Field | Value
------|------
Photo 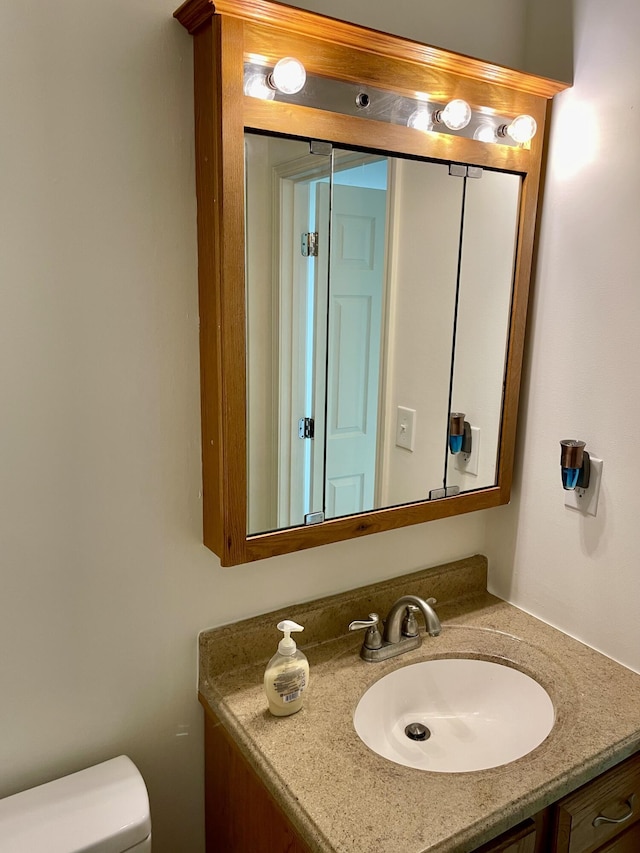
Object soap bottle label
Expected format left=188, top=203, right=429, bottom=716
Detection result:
left=273, top=666, right=307, bottom=703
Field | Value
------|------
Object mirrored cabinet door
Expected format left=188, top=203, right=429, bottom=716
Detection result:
left=446, top=170, right=521, bottom=494
left=378, top=155, right=462, bottom=508
left=245, top=133, right=333, bottom=535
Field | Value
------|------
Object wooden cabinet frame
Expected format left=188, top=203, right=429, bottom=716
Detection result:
left=175, top=0, right=568, bottom=566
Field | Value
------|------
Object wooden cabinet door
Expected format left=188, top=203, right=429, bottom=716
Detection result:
left=552, top=753, right=640, bottom=853
left=597, top=820, right=640, bottom=852
left=474, top=818, right=537, bottom=852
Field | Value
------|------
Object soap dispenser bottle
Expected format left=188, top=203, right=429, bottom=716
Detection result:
left=264, top=620, right=309, bottom=716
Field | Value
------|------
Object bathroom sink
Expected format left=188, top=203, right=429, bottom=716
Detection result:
left=353, top=658, right=554, bottom=772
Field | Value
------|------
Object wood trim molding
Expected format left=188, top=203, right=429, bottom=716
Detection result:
left=176, top=0, right=569, bottom=98
left=174, top=0, right=215, bottom=33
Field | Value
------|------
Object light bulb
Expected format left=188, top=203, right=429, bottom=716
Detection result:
left=506, top=114, right=537, bottom=143
left=407, top=107, right=432, bottom=132
left=438, top=99, right=472, bottom=131
left=244, top=72, right=275, bottom=101
left=473, top=123, right=497, bottom=143
left=269, top=57, right=306, bottom=95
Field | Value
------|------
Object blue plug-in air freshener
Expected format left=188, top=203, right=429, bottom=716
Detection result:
left=449, top=413, right=471, bottom=456
left=449, top=413, right=465, bottom=455
left=560, top=440, right=590, bottom=491
left=449, top=434, right=464, bottom=454
left=561, top=466, right=580, bottom=490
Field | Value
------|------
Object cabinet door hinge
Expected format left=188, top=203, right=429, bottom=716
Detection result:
left=301, top=232, right=319, bottom=257
left=310, top=140, right=333, bottom=156
left=298, top=417, right=315, bottom=439
left=304, top=511, right=325, bottom=525
left=428, top=485, right=461, bottom=500
left=449, top=164, right=483, bottom=179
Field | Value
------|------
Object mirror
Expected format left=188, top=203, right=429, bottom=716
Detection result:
left=245, top=131, right=521, bottom=536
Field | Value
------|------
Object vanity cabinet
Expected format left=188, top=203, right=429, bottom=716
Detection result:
left=203, top=706, right=640, bottom=853
left=550, top=752, right=640, bottom=853
left=475, top=754, right=640, bottom=853
left=204, top=710, right=312, bottom=853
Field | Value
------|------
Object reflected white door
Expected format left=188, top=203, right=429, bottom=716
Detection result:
left=318, top=183, right=387, bottom=518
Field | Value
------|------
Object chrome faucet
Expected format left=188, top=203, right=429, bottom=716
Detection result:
left=384, top=595, right=441, bottom=642
left=349, top=595, right=441, bottom=662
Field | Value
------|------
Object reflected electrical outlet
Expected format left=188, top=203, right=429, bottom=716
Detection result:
left=455, top=426, right=480, bottom=476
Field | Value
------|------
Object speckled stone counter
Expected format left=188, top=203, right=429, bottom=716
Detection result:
left=198, top=555, right=640, bottom=853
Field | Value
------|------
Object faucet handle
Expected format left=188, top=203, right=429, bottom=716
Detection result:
left=349, top=613, right=380, bottom=631
left=401, top=599, right=438, bottom=637
left=402, top=605, right=420, bottom=638
left=348, top=613, right=383, bottom=650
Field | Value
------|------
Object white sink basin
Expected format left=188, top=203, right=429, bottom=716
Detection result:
left=353, top=658, right=554, bottom=773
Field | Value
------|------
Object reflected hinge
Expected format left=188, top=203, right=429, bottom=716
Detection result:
left=304, top=511, right=325, bottom=525
left=298, top=417, right=315, bottom=438
left=301, top=232, right=319, bottom=257
left=310, top=140, right=332, bottom=156
left=449, top=164, right=483, bottom=179
left=428, top=485, right=461, bottom=500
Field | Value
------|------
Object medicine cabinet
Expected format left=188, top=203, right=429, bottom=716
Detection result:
left=174, top=0, right=568, bottom=566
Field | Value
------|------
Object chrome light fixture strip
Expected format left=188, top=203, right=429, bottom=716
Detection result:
left=243, top=61, right=521, bottom=148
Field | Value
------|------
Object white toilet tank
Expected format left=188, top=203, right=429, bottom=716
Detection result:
left=0, top=755, right=151, bottom=852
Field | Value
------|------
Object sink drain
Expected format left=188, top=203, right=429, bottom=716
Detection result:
left=405, top=722, right=430, bottom=741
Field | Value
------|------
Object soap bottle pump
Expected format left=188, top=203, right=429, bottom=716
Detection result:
left=264, top=620, right=309, bottom=716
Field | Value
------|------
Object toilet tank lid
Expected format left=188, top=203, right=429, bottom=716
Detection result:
left=0, top=755, right=151, bottom=853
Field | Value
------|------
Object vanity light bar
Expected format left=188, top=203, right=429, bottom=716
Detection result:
left=243, top=60, right=534, bottom=147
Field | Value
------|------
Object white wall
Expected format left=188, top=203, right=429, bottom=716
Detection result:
left=523, top=0, right=574, bottom=83
left=291, top=0, right=528, bottom=70
left=0, top=2, right=529, bottom=850
left=487, top=0, right=640, bottom=675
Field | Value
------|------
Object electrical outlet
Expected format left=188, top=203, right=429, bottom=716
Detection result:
left=454, top=425, right=480, bottom=476
left=395, top=406, right=416, bottom=451
left=564, top=456, right=603, bottom=517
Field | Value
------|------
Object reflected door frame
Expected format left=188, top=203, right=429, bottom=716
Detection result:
left=273, top=153, right=330, bottom=528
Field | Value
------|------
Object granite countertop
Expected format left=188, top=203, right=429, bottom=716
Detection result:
left=198, top=556, right=640, bottom=853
